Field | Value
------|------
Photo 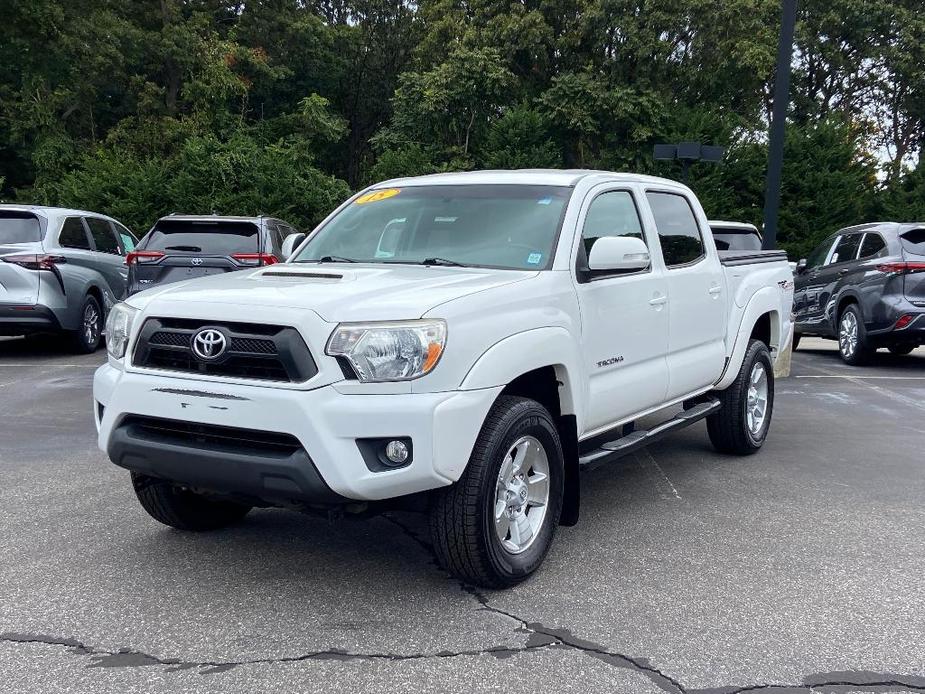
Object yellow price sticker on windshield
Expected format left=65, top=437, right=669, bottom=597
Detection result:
left=355, top=188, right=400, bottom=204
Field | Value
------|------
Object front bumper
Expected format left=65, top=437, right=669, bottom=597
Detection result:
left=94, top=363, right=501, bottom=504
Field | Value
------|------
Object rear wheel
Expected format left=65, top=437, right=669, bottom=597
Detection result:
left=838, top=304, right=871, bottom=365
left=888, top=344, right=916, bottom=356
left=707, top=339, right=774, bottom=455
left=132, top=472, right=252, bottom=531
left=430, top=396, right=564, bottom=588
left=69, top=295, right=103, bottom=353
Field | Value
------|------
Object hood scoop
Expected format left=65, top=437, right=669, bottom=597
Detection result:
left=255, top=269, right=344, bottom=280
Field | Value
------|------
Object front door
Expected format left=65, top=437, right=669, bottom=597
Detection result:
left=573, top=186, right=669, bottom=434
left=794, top=234, right=839, bottom=334
left=645, top=190, right=726, bottom=399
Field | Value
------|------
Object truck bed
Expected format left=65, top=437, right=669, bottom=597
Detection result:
left=718, top=249, right=789, bottom=267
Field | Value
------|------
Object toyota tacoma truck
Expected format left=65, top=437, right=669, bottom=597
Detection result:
left=94, top=170, right=794, bottom=587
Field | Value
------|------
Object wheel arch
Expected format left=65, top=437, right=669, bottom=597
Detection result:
left=460, top=329, right=583, bottom=527
left=715, top=288, right=781, bottom=391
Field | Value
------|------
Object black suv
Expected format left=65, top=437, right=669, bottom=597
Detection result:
left=793, top=222, right=925, bottom=364
left=126, top=215, right=302, bottom=296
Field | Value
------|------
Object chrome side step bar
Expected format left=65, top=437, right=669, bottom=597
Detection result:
left=578, top=398, right=721, bottom=467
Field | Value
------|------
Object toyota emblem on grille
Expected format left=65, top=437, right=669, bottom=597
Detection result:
left=190, top=257, right=204, bottom=266
left=192, top=329, right=226, bottom=360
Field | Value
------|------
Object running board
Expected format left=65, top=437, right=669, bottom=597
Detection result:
left=578, top=399, right=721, bottom=467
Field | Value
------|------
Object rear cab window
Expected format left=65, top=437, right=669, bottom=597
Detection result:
left=143, top=220, right=260, bottom=256
left=710, top=227, right=762, bottom=251
left=0, top=211, right=43, bottom=244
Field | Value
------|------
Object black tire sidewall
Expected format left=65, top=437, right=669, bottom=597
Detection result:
left=743, top=342, right=775, bottom=448
left=838, top=305, right=867, bottom=364
left=73, top=295, right=103, bottom=352
left=480, top=404, right=564, bottom=581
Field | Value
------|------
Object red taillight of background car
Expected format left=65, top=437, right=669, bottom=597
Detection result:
left=125, top=250, right=166, bottom=266
left=876, top=262, right=925, bottom=274
left=231, top=253, right=279, bottom=266
left=0, top=254, right=67, bottom=270
left=894, top=314, right=915, bottom=330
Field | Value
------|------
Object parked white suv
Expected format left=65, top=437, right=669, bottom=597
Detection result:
left=94, top=170, right=794, bottom=587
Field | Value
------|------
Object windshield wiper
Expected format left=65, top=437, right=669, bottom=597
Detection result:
left=420, top=257, right=467, bottom=267
left=309, top=255, right=357, bottom=263
left=164, top=245, right=202, bottom=252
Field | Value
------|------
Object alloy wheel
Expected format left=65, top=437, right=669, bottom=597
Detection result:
left=493, top=435, right=550, bottom=554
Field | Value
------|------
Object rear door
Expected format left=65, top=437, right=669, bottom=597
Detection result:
left=85, top=217, right=129, bottom=300
left=646, top=190, right=726, bottom=399
left=899, top=227, right=925, bottom=304
left=128, top=219, right=261, bottom=293
left=0, top=210, right=44, bottom=306
left=815, top=233, right=864, bottom=328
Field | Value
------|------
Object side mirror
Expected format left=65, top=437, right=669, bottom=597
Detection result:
left=280, top=232, right=306, bottom=261
left=795, top=258, right=807, bottom=274
left=588, top=236, right=650, bottom=272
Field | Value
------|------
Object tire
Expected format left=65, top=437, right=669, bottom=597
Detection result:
left=792, top=332, right=801, bottom=351
left=429, top=395, right=564, bottom=588
left=707, top=339, right=774, bottom=455
left=131, top=472, right=252, bottom=531
left=888, top=344, right=915, bottom=356
left=69, top=294, right=103, bottom=353
left=837, top=304, right=871, bottom=365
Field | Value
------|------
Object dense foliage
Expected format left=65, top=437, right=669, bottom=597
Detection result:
left=1, top=0, right=923, bottom=258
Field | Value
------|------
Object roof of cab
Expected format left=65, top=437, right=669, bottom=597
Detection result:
left=377, top=169, right=688, bottom=189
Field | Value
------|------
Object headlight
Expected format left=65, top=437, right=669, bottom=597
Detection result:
left=326, top=319, right=447, bottom=382
left=105, top=302, right=138, bottom=359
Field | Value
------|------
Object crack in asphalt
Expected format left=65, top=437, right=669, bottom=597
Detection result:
left=3, top=516, right=925, bottom=692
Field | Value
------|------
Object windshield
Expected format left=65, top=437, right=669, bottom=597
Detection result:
left=293, top=184, right=571, bottom=270
left=0, top=211, right=42, bottom=244
left=143, top=220, right=259, bottom=255
left=711, top=228, right=762, bottom=251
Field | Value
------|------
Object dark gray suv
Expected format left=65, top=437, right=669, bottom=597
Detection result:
left=0, top=205, right=138, bottom=352
left=793, top=222, right=925, bottom=364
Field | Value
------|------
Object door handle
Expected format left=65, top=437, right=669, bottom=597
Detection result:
left=838, top=269, right=849, bottom=276
left=708, top=286, right=722, bottom=295
left=649, top=296, right=668, bottom=306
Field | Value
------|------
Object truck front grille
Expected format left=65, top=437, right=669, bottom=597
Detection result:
left=132, top=317, right=317, bottom=383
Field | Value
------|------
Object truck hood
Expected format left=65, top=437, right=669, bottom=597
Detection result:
left=128, top=263, right=537, bottom=323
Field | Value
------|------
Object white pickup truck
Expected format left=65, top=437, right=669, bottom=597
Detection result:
left=94, top=170, right=794, bottom=587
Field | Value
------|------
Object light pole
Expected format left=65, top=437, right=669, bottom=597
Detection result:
left=653, top=142, right=725, bottom=184
left=761, top=0, right=798, bottom=250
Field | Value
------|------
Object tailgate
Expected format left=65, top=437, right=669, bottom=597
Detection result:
left=0, top=211, right=44, bottom=306
left=899, top=228, right=925, bottom=303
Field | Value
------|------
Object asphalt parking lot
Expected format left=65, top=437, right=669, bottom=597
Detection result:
left=1, top=336, right=924, bottom=694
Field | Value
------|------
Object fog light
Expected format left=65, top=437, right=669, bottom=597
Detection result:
left=895, top=314, right=914, bottom=330
left=384, top=440, right=409, bottom=465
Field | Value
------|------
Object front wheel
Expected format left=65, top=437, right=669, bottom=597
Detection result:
left=707, top=339, right=774, bottom=455
left=132, top=473, right=252, bottom=531
left=430, top=396, right=564, bottom=588
left=838, top=304, right=871, bottom=365
left=69, top=294, right=103, bottom=353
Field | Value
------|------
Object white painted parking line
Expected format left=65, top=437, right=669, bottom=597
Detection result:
left=796, top=375, right=925, bottom=380
left=801, top=361, right=925, bottom=413
left=635, top=449, right=682, bottom=501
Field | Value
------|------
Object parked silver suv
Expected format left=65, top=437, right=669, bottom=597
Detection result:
left=0, top=205, right=138, bottom=352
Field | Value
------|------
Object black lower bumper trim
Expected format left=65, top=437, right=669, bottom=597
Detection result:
left=107, top=415, right=349, bottom=506
left=0, top=305, right=59, bottom=335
